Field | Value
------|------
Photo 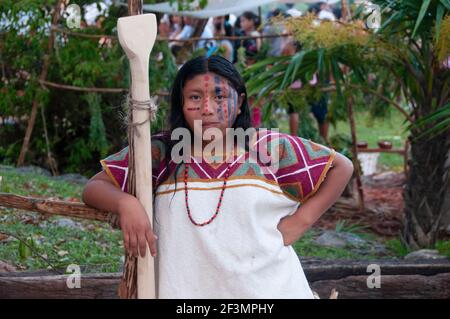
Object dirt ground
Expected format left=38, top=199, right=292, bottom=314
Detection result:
left=315, top=172, right=405, bottom=238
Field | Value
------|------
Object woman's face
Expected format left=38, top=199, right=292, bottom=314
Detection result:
left=182, top=72, right=243, bottom=138
left=213, top=17, right=224, bottom=34
left=240, top=16, right=254, bottom=32
left=158, top=21, right=170, bottom=36
left=172, top=15, right=182, bottom=25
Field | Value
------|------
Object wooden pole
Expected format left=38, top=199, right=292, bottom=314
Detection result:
left=128, top=0, right=143, bottom=15
left=17, top=0, right=63, bottom=167
left=347, top=96, right=365, bottom=212
left=258, top=6, right=262, bottom=25
left=117, top=0, right=157, bottom=299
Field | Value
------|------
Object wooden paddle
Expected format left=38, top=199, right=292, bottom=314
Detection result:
left=117, top=13, right=157, bottom=299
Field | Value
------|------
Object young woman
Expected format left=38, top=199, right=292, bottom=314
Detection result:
left=238, top=11, right=262, bottom=60
left=209, top=16, right=234, bottom=62
left=82, top=55, right=354, bottom=298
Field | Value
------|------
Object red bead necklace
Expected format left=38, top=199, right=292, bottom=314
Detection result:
left=184, top=161, right=232, bottom=226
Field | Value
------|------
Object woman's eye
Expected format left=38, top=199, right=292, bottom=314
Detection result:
left=190, top=95, right=201, bottom=101
left=215, top=95, right=224, bottom=101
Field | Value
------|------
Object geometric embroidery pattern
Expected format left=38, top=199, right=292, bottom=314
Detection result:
left=100, top=130, right=335, bottom=203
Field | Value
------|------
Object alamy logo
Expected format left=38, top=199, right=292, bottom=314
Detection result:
left=66, top=264, right=81, bottom=289
left=366, top=264, right=381, bottom=288
left=365, top=3, right=381, bottom=30
left=64, top=4, right=81, bottom=29
left=169, top=125, right=281, bottom=173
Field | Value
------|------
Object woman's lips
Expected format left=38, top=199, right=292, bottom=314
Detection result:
left=202, top=122, right=220, bottom=127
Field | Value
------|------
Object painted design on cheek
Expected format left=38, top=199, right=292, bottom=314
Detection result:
left=226, top=81, right=233, bottom=127
left=228, top=81, right=238, bottom=128
left=214, top=75, right=224, bottom=122
left=204, top=74, right=210, bottom=113
left=220, top=77, right=229, bottom=126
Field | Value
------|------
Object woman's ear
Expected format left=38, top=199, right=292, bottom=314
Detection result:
left=237, top=93, right=245, bottom=115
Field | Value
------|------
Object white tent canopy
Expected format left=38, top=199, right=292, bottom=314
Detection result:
left=117, top=0, right=342, bottom=19
left=141, top=0, right=276, bottom=18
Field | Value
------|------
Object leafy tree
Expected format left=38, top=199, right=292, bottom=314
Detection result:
left=0, top=1, right=177, bottom=175
left=244, top=0, right=450, bottom=248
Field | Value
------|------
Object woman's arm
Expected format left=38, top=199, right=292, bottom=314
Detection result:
left=82, top=171, right=158, bottom=257
left=82, top=170, right=133, bottom=214
left=277, top=152, right=354, bottom=245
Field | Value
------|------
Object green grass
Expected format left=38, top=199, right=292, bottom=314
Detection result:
left=277, top=109, right=408, bottom=171
left=384, top=238, right=411, bottom=257
left=293, top=229, right=381, bottom=260
left=435, top=240, right=450, bottom=258
left=0, top=216, right=123, bottom=272
left=330, top=111, right=408, bottom=171
left=384, top=238, right=450, bottom=258
left=0, top=167, right=124, bottom=273
left=0, top=166, right=83, bottom=199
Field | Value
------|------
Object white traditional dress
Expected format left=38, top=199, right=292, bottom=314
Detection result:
left=101, top=130, right=335, bottom=299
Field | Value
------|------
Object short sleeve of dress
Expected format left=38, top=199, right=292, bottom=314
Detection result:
left=275, top=134, right=336, bottom=203
left=99, top=137, right=167, bottom=193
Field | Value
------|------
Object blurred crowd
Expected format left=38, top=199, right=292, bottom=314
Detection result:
left=156, top=2, right=342, bottom=140
left=157, top=2, right=340, bottom=64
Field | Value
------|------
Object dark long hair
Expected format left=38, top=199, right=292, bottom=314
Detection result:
left=155, top=55, right=253, bottom=186
left=169, top=55, right=251, bottom=133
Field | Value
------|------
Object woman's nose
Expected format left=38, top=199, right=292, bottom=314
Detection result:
left=201, top=98, right=214, bottom=115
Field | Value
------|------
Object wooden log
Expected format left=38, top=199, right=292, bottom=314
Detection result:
left=1, top=270, right=449, bottom=299
left=0, top=273, right=121, bottom=299
left=0, top=193, right=111, bottom=222
left=0, top=259, right=449, bottom=299
left=301, top=258, right=450, bottom=281
left=311, top=273, right=450, bottom=299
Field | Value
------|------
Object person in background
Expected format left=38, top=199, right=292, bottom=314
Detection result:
left=176, top=16, right=196, bottom=41
left=285, top=3, right=302, bottom=17
left=286, top=4, right=332, bottom=141
left=158, top=14, right=172, bottom=38
left=238, top=11, right=262, bottom=127
left=170, top=16, right=195, bottom=57
left=223, top=15, right=234, bottom=37
left=207, top=16, right=234, bottom=62
left=169, top=15, right=183, bottom=38
left=95, top=15, right=112, bottom=48
left=318, top=1, right=337, bottom=21
left=238, top=11, right=261, bottom=61
left=262, top=9, right=288, bottom=57
left=196, top=18, right=216, bottom=52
